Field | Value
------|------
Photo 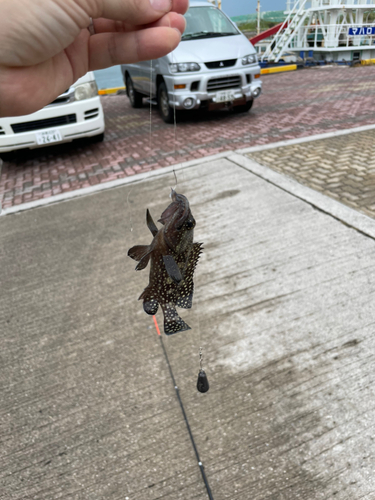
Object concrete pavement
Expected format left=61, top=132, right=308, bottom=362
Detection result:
left=1, top=153, right=375, bottom=499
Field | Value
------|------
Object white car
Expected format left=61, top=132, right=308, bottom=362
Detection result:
left=122, top=0, right=262, bottom=123
left=0, top=72, right=105, bottom=161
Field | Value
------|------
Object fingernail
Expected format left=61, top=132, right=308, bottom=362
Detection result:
left=150, top=0, right=172, bottom=11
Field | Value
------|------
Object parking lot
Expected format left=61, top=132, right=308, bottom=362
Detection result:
left=2, top=65, right=375, bottom=210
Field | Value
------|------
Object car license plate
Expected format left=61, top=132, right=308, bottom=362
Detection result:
left=215, top=90, right=236, bottom=103
left=36, top=129, right=62, bottom=145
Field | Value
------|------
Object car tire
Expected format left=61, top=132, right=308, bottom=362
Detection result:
left=0, top=151, right=15, bottom=162
left=91, top=132, right=105, bottom=143
left=233, top=100, right=254, bottom=113
left=158, top=81, right=175, bottom=124
left=126, top=75, right=143, bottom=108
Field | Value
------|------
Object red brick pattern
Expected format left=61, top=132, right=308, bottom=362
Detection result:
left=2, top=66, right=375, bottom=208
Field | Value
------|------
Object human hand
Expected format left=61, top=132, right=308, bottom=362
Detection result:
left=0, top=0, right=188, bottom=117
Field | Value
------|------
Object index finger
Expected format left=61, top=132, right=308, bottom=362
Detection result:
left=92, top=0, right=189, bottom=25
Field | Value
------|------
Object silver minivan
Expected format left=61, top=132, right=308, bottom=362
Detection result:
left=121, top=1, right=262, bottom=123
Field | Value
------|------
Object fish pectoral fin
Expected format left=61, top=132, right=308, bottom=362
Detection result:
left=146, top=209, right=159, bottom=237
left=136, top=252, right=152, bottom=271
left=128, top=245, right=152, bottom=270
left=163, top=255, right=183, bottom=284
left=128, top=245, right=150, bottom=262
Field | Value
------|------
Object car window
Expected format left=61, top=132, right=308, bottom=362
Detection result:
left=182, top=6, right=239, bottom=40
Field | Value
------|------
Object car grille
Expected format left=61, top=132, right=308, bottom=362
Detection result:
left=205, top=59, right=237, bottom=69
left=11, top=114, right=77, bottom=134
left=84, top=108, right=99, bottom=120
left=207, top=76, right=242, bottom=92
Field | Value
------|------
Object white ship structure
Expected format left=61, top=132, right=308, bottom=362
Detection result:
left=261, top=0, right=375, bottom=62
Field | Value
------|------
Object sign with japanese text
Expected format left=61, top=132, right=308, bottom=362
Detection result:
left=349, top=27, right=375, bottom=35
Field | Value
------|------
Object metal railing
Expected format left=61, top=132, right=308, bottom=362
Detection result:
left=287, top=22, right=375, bottom=48
left=261, top=0, right=308, bottom=60
left=286, top=0, right=375, bottom=10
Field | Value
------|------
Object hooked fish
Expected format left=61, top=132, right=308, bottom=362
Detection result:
left=128, top=190, right=202, bottom=335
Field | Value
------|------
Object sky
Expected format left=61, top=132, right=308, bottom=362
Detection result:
left=221, top=0, right=285, bottom=17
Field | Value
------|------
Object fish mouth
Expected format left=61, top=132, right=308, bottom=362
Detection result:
left=171, top=189, right=190, bottom=229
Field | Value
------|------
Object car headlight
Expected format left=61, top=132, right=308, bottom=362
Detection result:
left=242, top=54, right=257, bottom=65
left=170, top=62, right=201, bottom=73
left=74, top=81, right=98, bottom=100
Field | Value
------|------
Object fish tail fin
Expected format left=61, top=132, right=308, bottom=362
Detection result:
left=128, top=245, right=152, bottom=271
left=139, top=288, right=159, bottom=315
left=162, top=303, right=191, bottom=335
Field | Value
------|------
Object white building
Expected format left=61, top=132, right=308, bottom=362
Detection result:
left=262, top=0, right=375, bottom=63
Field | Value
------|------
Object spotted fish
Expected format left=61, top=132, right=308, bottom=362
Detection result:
left=128, top=190, right=202, bottom=335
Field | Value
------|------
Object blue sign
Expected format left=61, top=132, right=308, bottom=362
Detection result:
left=349, top=27, right=375, bottom=35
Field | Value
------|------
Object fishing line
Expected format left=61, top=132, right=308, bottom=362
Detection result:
left=125, top=58, right=154, bottom=233
left=126, top=189, right=134, bottom=232
left=194, top=250, right=209, bottom=393
left=172, top=168, right=178, bottom=191
left=149, top=60, right=153, bottom=151
left=169, top=49, right=207, bottom=390
left=148, top=42, right=207, bottom=386
left=170, top=48, right=187, bottom=188
left=152, top=315, right=214, bottom=500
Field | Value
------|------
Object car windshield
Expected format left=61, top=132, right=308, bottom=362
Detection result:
left=182, top=6, right=239, bottom=40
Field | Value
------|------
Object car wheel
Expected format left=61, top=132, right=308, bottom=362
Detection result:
left=233, top=100, right=254, bottom=113
left=126, top=75, right=143, bottom=108
left=91, top=132, right=105, bottom=143
left=158, top=81, right=175, bottom=124
left=0, top=151, right=15, bottom=162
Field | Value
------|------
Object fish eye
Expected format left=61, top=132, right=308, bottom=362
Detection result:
left=186, top=219, right=195, bottom=229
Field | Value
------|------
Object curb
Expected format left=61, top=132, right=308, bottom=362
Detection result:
left=3, top=148, right=375, bottom=243
left=98, top=87, right=126, bottom=95
left=260, top=64, right=297, bottom=74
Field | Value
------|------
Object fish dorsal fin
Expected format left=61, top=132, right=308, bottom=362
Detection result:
left=146, top=209, right=158, bottom=236
left=176, top=242, right=203, bottom=309
left=163, top=255, right=182, bottom=284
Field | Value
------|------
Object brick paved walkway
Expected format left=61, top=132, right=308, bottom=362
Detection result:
left=2, top=65, right=375, bottom=209
left=247, top=128, right=375, bottom=219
